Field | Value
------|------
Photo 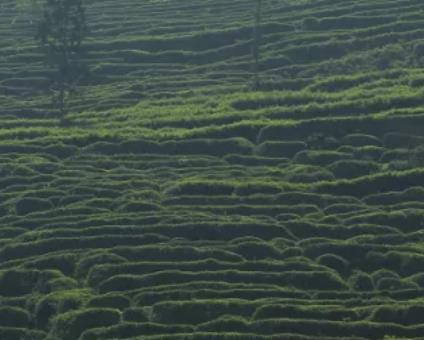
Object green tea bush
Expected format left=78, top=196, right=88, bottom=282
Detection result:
left=196, top=315, right=250, bottom=332
left=76, top=253, right=127, bottom=278
left=316, top=254, right=350, bottom=275
left=51, top=308, right=121, bottom=340
left=353, top=146, right=385, bottom=161
left=0, top=328, right=46, bottom=340
left=34, top=289, right=92, bottom=330
left=253, top=304, right=358, bottom=321
left=165, top=180, right=234, bottom=196
left=87, top=293, right=131, bottom=310
left=223, top=154, right=285, bottom=166
left=122, top=307, right=149, bottom=322
left=163, top=138, right=253, bottom=156
left=327, top=160, right=380, bottom=179
left=341, top=134, right=382, bottom=147
left=230, top=241, right=284, bottom=260
left=379, top=149, right=409, bottom=163
left=80, top=322, right=193, bottom=340
left=348, top=271, right=374, bottom=291
left=315, top=169, right=424, bottom=197
left=255, top=141, right=307, bottom=158
left=383, top=132, right=424, bottom=148
left=151, top=300, right=255, bottom=325
left=120, top=139, right=162, bottom=154
left=294, top=150, right=353, bottom=166
left=118, top=201, right=161, bottom=212
left=15, top=197, right=53, bottom=215
left=43, top=143, right=78, bottom=158
left=370, top=304, right=424, bottom=325
left=283, top=165, right=335, bottom=183
left=0, top=306, right=30, bottom=327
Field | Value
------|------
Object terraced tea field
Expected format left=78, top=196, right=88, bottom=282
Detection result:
left=2, top=0, right=424, bottom=339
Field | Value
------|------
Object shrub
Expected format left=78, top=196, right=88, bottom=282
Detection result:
left=165, top=181, right=234, bottom=196
left=80, top=322, right=193, bottom=340
left=82, top=142, right=123, bottom=155
left=293, top=150, right=353, bottom=166
left=283, top=165, right=335, bottom=183
left=348, top=271, right=374, bottom=291
left=383, top=132, right=424, bottom=148
left=341, top=134, right=382, bottom=147
left=75, top=253, right=127, bottom=278
left=223, top=154, right=284, bottom=166
left=163, top=138, right=254, bottom=156
left=151, top=300, right=255, bottom=325
left=197, top=315, right=250, bottom=332
left=123, top=307, right=149, bottom=322
left=51, top=308, right=121, bottom=340
left=120, top=139, right=162, bottom=154
left=34, top=289, right=92, bottom=330
left=0, top=306, right=30, bottom=327
left=43, top=143, right=78, bottom=158
left=230, top=241, right=284, bottom=260
left=118, top=201, right=161, bottom=213
left=353, top=146, right=385, bottom=161
left=327, top=160, right=380, bottom=179
left=255, top=141, right=306, bottom=158
left=371, top=305, right=424, bottom=325
left=87, top=294, right=130, bottom=310
left=15, top=197, right=53, bottom=215
left=316, top=254, right=350, bottom=275
left=253, top=304, right=358, bottom=321
left=302, top=17, right=319, bottom=30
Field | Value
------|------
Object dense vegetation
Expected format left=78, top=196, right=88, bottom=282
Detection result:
left=1, top=0, right=424, bottom=339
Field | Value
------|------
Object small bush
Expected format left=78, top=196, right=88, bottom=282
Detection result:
left=317, top=254, right=350, bottom=275
left=294, top=150, right=353, bottom=166
left=51, top=308, right=121, bottom=340
left=341, top=134, right=381, bottom=147
left=255, top=141, right=306, bottom=158
left=348, top=271, right=374, bottom=291
left=0, top=306, right=30, bottom=327
left=87, top=294, right=130, bottom=310
left=123, top=307, right=149, bottom=322
left=327, top=160, right=380, bottom=179
left=76, top=252, right=127, bottom=278
left=15, top=197, right=53, bottom=215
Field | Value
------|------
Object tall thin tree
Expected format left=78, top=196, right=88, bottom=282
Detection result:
left=36, top=0, right=88, bottom=124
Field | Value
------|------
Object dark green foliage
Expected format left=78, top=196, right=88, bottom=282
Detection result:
left=348, top=271, right=374, bottom=291
left=34, top=289, right=91, bottom=330
left=151, top=300, right=256, bottom=325
left=370, top=304, right=424, bottom=325
left=341, top=134, right=381, bottom=147
left=294, top=150, right=353, bottom=166
left=255, top=141, right=306, bottom=158
left=15, top=197, right=53, bottom=215
left=122, top=308, right=149, bottom=323
left=76, top=252, right=127, bottom=278
left=80, top=322, right=193, bottom=340
left=253, top=304, right=358, bottom=322
left=87, top=294, right=131, bottom=310
left=327, top=160, right=380, bottom=179
left=316, top=254, right=350, bottom=275
left=0, top=306, right=30, bottom=328
left=51, top=308, right=121, bottom=340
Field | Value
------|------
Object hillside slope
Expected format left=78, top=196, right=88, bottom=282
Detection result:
left=1, top=0, right=424, bottom=339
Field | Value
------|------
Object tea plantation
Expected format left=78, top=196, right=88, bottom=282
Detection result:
left=1, top=0, right=424, bottom=339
